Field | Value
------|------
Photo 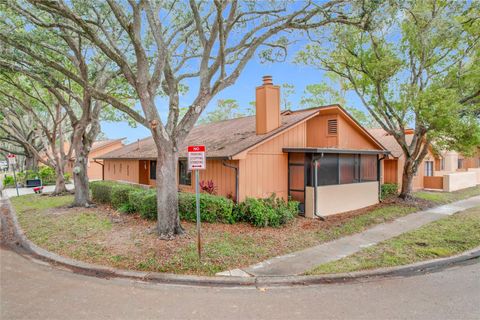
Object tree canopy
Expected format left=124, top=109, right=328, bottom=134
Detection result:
left=297, top=0, right=480, bottom=197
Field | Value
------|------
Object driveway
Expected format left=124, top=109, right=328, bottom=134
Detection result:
left=1, top=247, right=479, bottom=320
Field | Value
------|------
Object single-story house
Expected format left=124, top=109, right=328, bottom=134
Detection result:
left=436, top=147, right=480, bottom=173
left=97, top=76, right=389, bottom=218
left=65, top=138, right=125, bottom=180
left=369, top=129, right=480, bottom=191
left=368, top=128, right=439, bottom=190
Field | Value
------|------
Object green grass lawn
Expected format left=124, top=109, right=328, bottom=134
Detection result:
left=414, top=185, right=480, bottom=204
left=9, top=186, right=480, bottom=276
left=306, top=205, right=480, bottom=275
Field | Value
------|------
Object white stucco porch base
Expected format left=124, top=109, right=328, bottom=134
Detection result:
left=305, top=181, right=379, bottom=218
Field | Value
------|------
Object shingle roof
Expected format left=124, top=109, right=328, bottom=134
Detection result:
left=367, top=128, right=413, bottom=158
left=91, top=138, right=124, bottom=151
left=99, top=105, right=389, bottom=160
left=97, top=108, right=322, bottom=160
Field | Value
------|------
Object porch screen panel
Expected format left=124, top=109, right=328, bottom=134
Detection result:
left=289, top=152, right=305, bottom=165
left=289, top=166, right=304, bottom=190
left=360, top=155, right=377, bottom=181
left=339, top=154, right=357, bottom=184
left=317, top=154, right=339, bottom=186
left=288, top=153, right=306, bottom=205
left=289, top=191, right=305, bottom=203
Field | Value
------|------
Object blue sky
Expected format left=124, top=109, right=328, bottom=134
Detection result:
left=101, top=46, right=364, bottom=144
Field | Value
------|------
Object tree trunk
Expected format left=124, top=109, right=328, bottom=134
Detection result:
left=399, top=158, right=415, bottom=199
left=71, top=141, right=91, bottom=207
left=155, top=148, right=183, bottom=238
left=25, top=153, right=38, bottom=171
left=52, top=165, right=68, bottom=195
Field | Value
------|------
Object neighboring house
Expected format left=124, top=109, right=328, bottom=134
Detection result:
left=436, top=147, right=480, bottom=173
left=97, top=76, right=388, bottom=218
left=65, top=139, right=125, bottom=180
left=368, top=129, right=439, bottom=190
left=369, top=129, right=480, bottom=191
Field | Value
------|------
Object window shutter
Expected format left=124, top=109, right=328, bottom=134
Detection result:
left=328, top=119, right=338, bottom=135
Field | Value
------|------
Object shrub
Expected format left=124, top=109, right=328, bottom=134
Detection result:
left=90, top=181, right=117, bottom=204
left=199, top=180, right=217, bottom=195
left=38, top=166, right=56, bottom=184
left=111, top=184, right=138, bottom=210
left=15, top=172, right=26, bottom=186
left=235, top=194, right=299, bottom=227
left=139, top=190, right=157, bottom=220
left=2, top=175, right=15, bottom=187
left=178, top=192, right=235, bottom=223
left=63, top=172, right=72, bottom=183
left=381, top=183, right=398, bottom=200
left=128, top=189, right=147, bottom=214
left=25, top=170, right=38, bottom=180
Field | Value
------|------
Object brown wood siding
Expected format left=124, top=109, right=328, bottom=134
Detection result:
left=337, top=114, right=378, bottom=150
left=87, top=141, right=124, bottom=180
left=464, top=148, right=480, bottom=169
left=383, top=159, right=398, bottom=184
left=178, top=159, right=237, bottom=199
left=104, top=159, right=139, bottom=184
left=306, top=114, right=338, bottom=147
left=424, top=176, right=443, bottom=190
left=238, top=122, right=307, bottom=201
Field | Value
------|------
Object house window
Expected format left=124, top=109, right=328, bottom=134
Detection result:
left=458, top=159, right=464, bottom=169
left=327, top=119, right=338, bottom=135
left=179, top=160, right=191, bottom=185
left=113, top=164, right=116, bottom=174
left=440, top=159, right=445, bottom=171
left=425, top=161, right=433, bottom=177
left=150, top=161, right=157, bottom=180
left=119, top=163, right=122, bottom=173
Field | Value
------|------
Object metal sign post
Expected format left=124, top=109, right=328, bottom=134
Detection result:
left=187, top=145, right=206, bottom=261
left=7, top=154, right=19, bottom=197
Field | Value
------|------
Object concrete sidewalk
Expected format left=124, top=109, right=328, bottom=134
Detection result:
left=219, top=196, right=480, bottom=277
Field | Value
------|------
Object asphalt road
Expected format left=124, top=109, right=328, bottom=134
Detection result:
left=1, top=248, right=479, bottom=320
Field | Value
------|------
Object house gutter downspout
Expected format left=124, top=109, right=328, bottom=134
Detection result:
left=313, top=158, right=322, bottom=219
left=222, top=160, right=239, bottom=203
left=378, top=154, right=387, bottom=200
left=94, top=159, right=105, bottom=180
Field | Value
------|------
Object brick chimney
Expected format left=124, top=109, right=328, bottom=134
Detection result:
left=255, top=75, right=280, bottom=135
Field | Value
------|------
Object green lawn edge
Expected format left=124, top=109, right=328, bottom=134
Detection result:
left=9, top=186, right=480, bottom=276
left=306, top=205, right=480, bottom=275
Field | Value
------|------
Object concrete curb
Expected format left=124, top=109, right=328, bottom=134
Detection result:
left=2, top=197, right=479, bottom=288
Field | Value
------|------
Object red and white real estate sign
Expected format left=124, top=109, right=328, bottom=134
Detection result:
left=187, top=145, right=206, bottom=170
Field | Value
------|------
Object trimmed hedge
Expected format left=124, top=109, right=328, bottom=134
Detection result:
left=381, top=183, right=398, bottom=200
left=90, top=181, right=118, bottom=204
left=235, top=195, right=299, bottom=227
left=128, top=189, right=147, bottom=214
left=138, top=190, right=157, bottom=220
left=111, top=184, right=139, bottom=211
left=89, top=181, right=299, bottom=227
left=178, top=192, right=235, bottom=223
